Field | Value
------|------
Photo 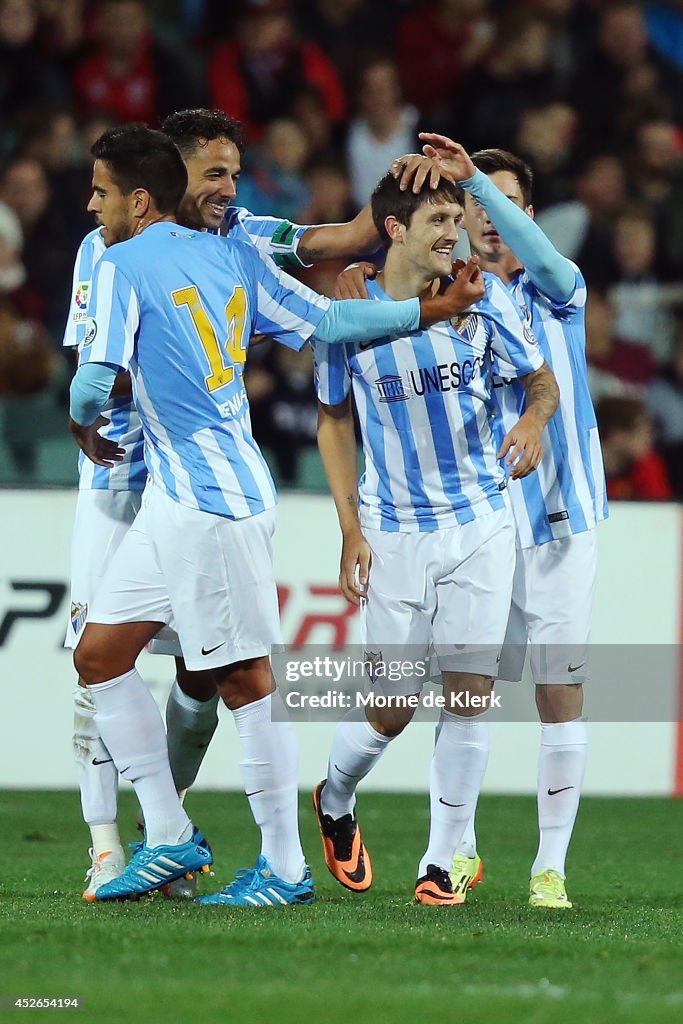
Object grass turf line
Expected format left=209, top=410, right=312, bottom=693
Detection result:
left=1, top=791, right=682, bottom=1024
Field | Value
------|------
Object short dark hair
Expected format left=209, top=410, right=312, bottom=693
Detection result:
left=471, top=148, right=534, bottom=207
left=371, top=172, right=465, bottom=247
left=160, top=109, right=244, bottom=159
left=91, top=124, right=187, bottom=215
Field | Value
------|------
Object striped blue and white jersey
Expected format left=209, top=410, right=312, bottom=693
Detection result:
left=493, top=265, right=608, bottom=548
left=220, top=207, right=308, bottom=270
left=82, top=222, right=329, bottom=519
left=314, top=274, right=544, bottom=533
left=64, top=210, right=309, bottom=492
left=63, top=228, right=147, bottom=491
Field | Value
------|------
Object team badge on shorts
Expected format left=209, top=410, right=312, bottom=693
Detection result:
left=364, top=650, right=384, bottom=684
left=71, top=602, right=88, bottom=636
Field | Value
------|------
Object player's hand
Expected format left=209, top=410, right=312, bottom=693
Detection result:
left=69, top=416, right=125, bottom=467
left=419, top=256, right=484, bottom=325
left=339, top=525, right=372, bottom=606
left=334, top=261, right=377, bottom=300
left=418, top=133, right=476, bottom=182
left=498, top=412, right=544, bottom=479
left=390, top=153, right=443, bottom=193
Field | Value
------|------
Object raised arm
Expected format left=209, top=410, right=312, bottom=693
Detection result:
left=317, top=398, right=370, bottom=605
left=419, top=133, right=576, bottom=303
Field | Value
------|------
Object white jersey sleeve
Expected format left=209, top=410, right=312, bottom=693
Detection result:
left=82, top=259, right=140, bottom=371
left=62, top=229, right=106, bottom=349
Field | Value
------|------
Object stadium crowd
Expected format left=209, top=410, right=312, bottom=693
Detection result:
left=1, top=0, right=683, bottom=496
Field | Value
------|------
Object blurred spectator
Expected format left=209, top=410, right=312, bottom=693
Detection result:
left=298, top=161, right=356, bottom=226
left=647, top=321, right=683, bottom=496
left=289, top=87, right=341, bottom=165
left=17, top=105, right=92, bottom=245
left=0, top=200, right=56, bottom=471
left=246, top=343, right=318, bottom=483
left=455, top=11, right=558, bottom=153
left=597, top=394, right=673, bottom=500
left=585, top=288, right=655, bottom=402
left=300, top=0, right=399, bottom=81
left=536, top=154, right=625, bottom=286
left=0, top=156, right=76, bottom=342
left=72, top=0, right=199, bottom=124
left=515, top=101, right=578, bottom=209
left=208, top=0, right=346, bottom=142
left=237, top=118, right=311, bottom=220
left=0, top=0, right=70, bottom=141
left=608, top=204, right=683, bottom=362
left=346, top=57, right=417, bottom=210
left=37, top=0, right=86, bottom=60
left=571, top=2, right=683, bottom=156
left=524, top=0, right=578, bottom=84
left=628, top=118, right=683, bottom=205
left=396, top=0, right=493, bottom=127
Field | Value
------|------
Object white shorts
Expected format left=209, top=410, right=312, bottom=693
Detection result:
left=65, top=488, right=142, bottom=649
left=498, top=530, right=597, bottom=685
left=88, top=482, right=282, bottom=671
left=361, top=503, right=516, bottom=694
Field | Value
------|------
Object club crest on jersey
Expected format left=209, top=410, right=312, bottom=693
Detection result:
left=518, top=304, right=537, bottom=345
left=449, top=312, right=479, bottom=343
left=82, top=319, right=97, bottom=347
left=71, top=602, right=88, bottom=635
left=375, top=374, right=410, bottom=403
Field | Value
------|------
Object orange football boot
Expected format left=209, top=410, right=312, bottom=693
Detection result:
left=313, top=780, right=372, bottom=892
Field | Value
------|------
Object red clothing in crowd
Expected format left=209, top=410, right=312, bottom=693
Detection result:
left=588, top=337, right=656, bottom=389
left=607, top=450, right=673, bottom=501
left=73, top=40, right=158, bottom=124
left=396, top=5, right=489, bottom=114
left=208, top=39, right=346, bottom=140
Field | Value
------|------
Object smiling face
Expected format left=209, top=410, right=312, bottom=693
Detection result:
left=463, top=169, right=532, bottom=262
left=177, top=137, right=241, bottom=230
left=87, top=159, right=136, bottom=246
left=390, top=199, right=463, bottom=282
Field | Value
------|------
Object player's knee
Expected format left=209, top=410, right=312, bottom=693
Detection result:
left=369, top=713, right=412, bottom=737
left=73, top=630, right=117, bottom=684
left=215, top=656, right=273, bottom=709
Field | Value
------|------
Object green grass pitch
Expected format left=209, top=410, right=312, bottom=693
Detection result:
left=1, top=790, right=682, bottom=1024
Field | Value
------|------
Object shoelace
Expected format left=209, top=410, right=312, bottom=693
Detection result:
left=533, top=873, right=564, bottom=897
left=425, top=866, right=453, bottom=892
left=222, top=864, right=262, bottom=897
left=83, top=848, right=97, bottom=883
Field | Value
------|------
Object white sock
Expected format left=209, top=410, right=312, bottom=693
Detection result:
left=418, top=710, right=489, bottom=877
left=73, top=685, right=123, bottom=857
left=165, top=680, right=219, bottom=792
left=89, top=668, right=192, bottom=849
left=232, top=690, right=304, bottom=884
left=455, top=814, right=478, bottom=860
left=320, top=707, right=392, bottom=819
left=532, top=718, right=587, bottom=878
left=90, top=824, right=124, bottom=860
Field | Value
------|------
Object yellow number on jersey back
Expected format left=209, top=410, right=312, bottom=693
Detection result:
left=172, top=285, right=248, bottom=393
